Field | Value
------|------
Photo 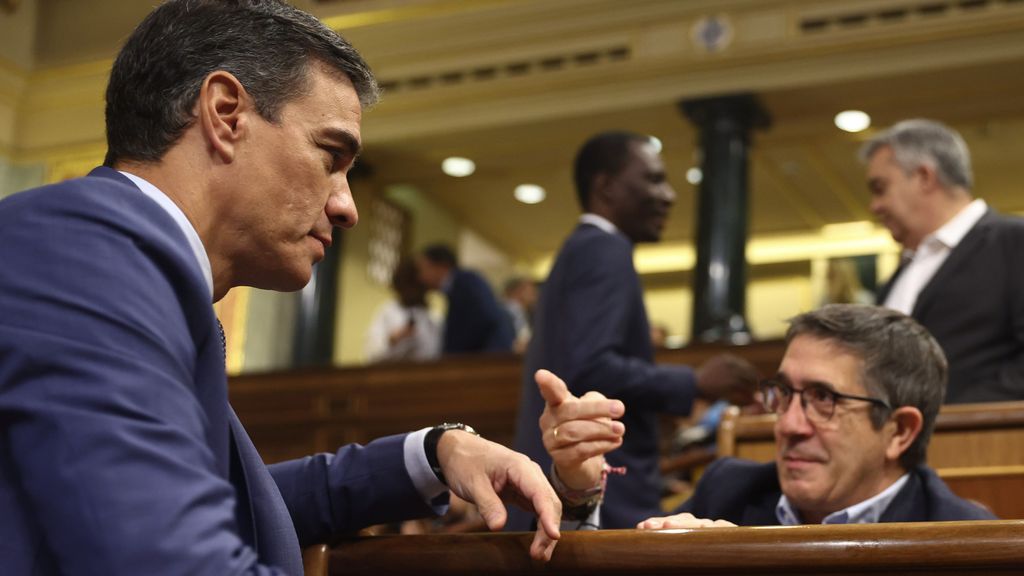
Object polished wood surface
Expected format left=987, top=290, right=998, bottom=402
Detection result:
left=323, top=521, right=1024, bottom=575
left=229, top=341, right=787, bottom=464
left=302, top=543, right=327, bottom=576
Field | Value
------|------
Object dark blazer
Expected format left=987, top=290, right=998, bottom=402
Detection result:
left=442, top=268, right=515, bottom=354
left=877, top=209, right=1024, bottom=402
left=509, top=223, right=697, bottom=530
left=676, top=458, right=996, bottom=524
left=0, top=168, right=436, bottom=575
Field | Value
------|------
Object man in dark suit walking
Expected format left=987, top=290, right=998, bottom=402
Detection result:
left=865, top=119, right=1024, bottom=402
left=417, top=244, right=515, bottom=354
left=544, top=305, right=994, bottom=528
left=0, top=2, right=566, bottom=573
left=509, top=131, right=757, bottom=530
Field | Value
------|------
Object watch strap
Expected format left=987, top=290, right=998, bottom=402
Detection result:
left=424, top=423, right=478, bottom=486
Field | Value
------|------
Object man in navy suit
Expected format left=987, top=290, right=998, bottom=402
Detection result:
left=416, top=244, right=515, bottom=354
left=0, top=2, right=570, bottom=574
left=509, top=131, right=758, bottom=530
left=546, top=305, right=994, bottom=529
left=865, top=119, right=1024, bottom=402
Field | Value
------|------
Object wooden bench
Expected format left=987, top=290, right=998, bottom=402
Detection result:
left=303, top=521, right=1024, bottom=575
left=716, top=401, right=1024, bottom=518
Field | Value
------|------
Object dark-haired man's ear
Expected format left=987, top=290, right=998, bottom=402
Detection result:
left=884, top=406, right=923, bottom=463
left=197, top=70, right=251, bottom=164
left=590, top=172, right=612, bottom=206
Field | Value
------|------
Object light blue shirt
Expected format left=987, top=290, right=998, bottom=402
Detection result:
left=119, top=170, right=448, bottom=506
left=776, top=473, right=910, bottom=525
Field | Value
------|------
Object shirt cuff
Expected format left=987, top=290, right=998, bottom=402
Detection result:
left=404, top=427, right=449, bottom=513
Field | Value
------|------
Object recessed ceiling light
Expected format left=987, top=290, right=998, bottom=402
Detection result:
left=686, top=167, right=703, bottom=185
left=514, top=184, right=545, bottom=204
left=834, top=110, right=871, bottom=133
left=441, top=156, right=476, bottom=177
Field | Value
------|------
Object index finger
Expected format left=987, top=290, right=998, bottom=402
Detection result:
left=528, top=485, right=561, bottom=562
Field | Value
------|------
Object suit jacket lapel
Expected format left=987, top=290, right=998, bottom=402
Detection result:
left=912, top=209, right=994, bottom=319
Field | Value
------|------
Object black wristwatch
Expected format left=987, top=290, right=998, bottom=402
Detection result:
left=424, top=423, right=479, bottom=486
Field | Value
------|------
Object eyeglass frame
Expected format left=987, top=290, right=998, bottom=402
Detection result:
left=759, top=378, right=893, bottom=422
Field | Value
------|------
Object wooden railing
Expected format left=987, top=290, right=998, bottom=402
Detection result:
left=716, top=401, right=1024, bottom=518
left=314, top=521, right=1024, bottom=575
left=229, top=341, right=788, bottom=464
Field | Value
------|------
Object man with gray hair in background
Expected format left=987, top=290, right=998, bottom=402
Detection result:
left=864, top=119, right=1024, bottom=403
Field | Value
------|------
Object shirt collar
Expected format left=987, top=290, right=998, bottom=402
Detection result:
left=119, top=171, right=214, bottom=301
left=908, top=199, right=987, bottom=257
left=579, top=213, right=620, bottom=236
left=775, top=473, right=910, bottom=525
left=932, top=198, right=987, bottom=249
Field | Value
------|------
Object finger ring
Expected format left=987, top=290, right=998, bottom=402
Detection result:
left=552, top=426, right=559, bottom=439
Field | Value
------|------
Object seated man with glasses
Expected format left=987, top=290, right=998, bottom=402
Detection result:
left=541, top=304, right=995, bottom=528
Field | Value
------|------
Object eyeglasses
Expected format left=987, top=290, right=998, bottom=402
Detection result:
left=759, top=379, right=892, bottom=423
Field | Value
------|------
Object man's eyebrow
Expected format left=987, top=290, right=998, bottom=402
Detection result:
left=321, top=127, right=362, bottom=159
left=773, top=372, right=838, bottom=392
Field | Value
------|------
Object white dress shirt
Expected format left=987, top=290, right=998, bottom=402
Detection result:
left=776, top=473, right=910, bottom=525
left=883, top=199, right=988, bottom=315
left=580, top=212, right=620, bottom=236
left=365, top=301, right=441, bottom=363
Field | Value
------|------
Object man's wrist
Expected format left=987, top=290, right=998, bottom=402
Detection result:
left=423, top=423, right=478, bottom=485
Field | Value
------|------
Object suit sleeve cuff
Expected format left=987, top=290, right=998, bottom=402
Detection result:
left=404, top=427, right=449, bottom=513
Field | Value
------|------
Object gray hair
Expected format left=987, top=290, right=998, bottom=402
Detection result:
left=858, top=119, right=973, bottom=192
left=104, top=0, right=379, bottom=167
left=785, top=304, right=947, bottom=469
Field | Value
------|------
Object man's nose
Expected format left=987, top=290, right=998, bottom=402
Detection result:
left=327, top=183, right=358, bottom=229
left=659, top=183, right=677, bottom=205
left=868, top=195, right=883, bottom=215
left=776, top=394, right=813, bottom=437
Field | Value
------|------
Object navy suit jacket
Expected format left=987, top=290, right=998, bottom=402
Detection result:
left=442, top=268, right=514, bottom=354
left=877, top=209, right=1024, bottom=402
left=510, top=223, right=697, bottom=530
left=0, top=168, right=435, bottom=575
left=676, top=458, right=996, bottom=524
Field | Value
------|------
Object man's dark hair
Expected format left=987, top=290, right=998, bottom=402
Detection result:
left=421, top=244, right=458, bottom=269
left=573, top=131, right=650, bottom=211
left=785, top=304, right=947, bottom=469
left=103, top=0, right=379, bottom=167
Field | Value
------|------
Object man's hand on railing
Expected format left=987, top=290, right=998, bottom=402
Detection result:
left=636, top=511, right=737, bottom=530
left=435, top=424, right=562, bottom=561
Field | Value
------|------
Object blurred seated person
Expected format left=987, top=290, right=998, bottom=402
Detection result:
left=539, top=304, right=995, bottom=529
left=365, top=258, right=441, bottom=363
left=503, top=276, right=538, bottom=353
left=823, top=258, right=874, bottom=306
left=417, top=243, right=515, bottom=354
left=649, top=323, right=670, bottom=349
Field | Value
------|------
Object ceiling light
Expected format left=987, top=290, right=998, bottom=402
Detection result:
left=441, top=156, right=476, bottom=177
left=834, top=110, right=871, bottom=133
left=648, top=136, right=663, bottom=153
left=514, top=184, right=545, bottom=204
left=686, top=167, right=702, bottom=185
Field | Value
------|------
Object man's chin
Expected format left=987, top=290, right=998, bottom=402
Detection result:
left=262, top=268, right=314, bottom=293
